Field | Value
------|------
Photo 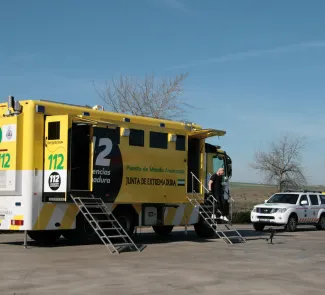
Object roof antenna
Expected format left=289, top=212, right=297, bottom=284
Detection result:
left=8, top=95, right=15, bottom=109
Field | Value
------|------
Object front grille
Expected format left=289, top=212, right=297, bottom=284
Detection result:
left=256, top=207, right=273, bottom=213
left=257, top=216, right=275, bottom=219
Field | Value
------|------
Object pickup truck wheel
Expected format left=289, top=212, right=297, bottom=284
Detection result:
left=253, top=223, right=265, bottom=231
left=285, top=215, right=297, bottom=232
left=316, top=214, right=325, bottom=230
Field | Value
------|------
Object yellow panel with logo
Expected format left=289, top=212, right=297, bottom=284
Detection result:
left=43, top=115, right=70, bottom=202
left=0, top=116, right=18, bottom=194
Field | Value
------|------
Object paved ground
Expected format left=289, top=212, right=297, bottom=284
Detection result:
left=1, top=224, right=325, bottom=295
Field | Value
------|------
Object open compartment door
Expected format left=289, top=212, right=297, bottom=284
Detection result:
left=188, top=128, right=226, bottom=140
left=43, top=115, right=69, bottom=202
left=91, top=126, right=122, bottom=202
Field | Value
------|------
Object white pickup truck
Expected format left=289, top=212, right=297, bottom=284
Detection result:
left=250, top=191, right=325, bottom=232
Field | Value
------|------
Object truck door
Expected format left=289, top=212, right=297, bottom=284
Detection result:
left=43, top=115, right=69, bottom=202
left=91, top=126, right=123, bottom=202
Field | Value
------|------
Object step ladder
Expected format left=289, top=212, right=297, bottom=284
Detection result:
left=70, top=194, right=145, bottom=254
left=189, top=173, right=246, bottom=245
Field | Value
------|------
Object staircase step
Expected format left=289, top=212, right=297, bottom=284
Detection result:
left=113, top=243, right=136, bottom=247
left=75, top=197, right=102, bottom=201
left=84, top=212, right=108, bottom=215
left=89, top=220, right=115, bottom=223
left=81, top=205, right=106, bottom=208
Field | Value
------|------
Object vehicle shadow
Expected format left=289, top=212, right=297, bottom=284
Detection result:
left=1, top=226, right=315, bottom=249
left=0, top=228, right=266, bottom=248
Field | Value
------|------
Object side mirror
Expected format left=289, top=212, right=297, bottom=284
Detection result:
left=264, top=200, right=267, bottom=203
left=301, top=200, right=308, bottom=205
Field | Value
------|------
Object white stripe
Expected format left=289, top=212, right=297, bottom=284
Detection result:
left=173, top=205, right=185, bottom=225
left=46, top=204, right=67, bottom=230
left=189, top=208, right=199, bottom=224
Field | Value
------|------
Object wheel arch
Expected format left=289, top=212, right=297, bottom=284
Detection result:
left=317, top=210, right=325, bottom=219
left=112, top=204, right=139, bottom=226
left=289, top=212, right=298, bottom=220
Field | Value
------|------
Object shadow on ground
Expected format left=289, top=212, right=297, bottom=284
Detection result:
left=0, top=226, right=304, bottom=249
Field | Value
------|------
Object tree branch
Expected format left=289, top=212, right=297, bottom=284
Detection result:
left=250, top=134, right=307, bottom=191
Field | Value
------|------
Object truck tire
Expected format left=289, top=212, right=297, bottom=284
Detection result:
left=285, top=214, right=297, bottom=232
left=113, top=207, right=136, bottom=237
left=62, top=213, right=99, bottom=244
left=194, top=217, right=215, bottom=238
left=28, top=230, right=62, bottom=245
left=152, top=225, right=174, bottom=236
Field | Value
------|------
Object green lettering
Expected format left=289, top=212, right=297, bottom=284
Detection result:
left=48, top=153, right=64, bottom=170
left=0, top=153, right=11, bottom=168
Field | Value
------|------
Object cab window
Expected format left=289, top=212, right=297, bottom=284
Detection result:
left=309, top=194, right=319, bottom=205
left=320, top=195, right=325, bottom=205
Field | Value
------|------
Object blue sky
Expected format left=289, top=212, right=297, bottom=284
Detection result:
left=1, top=0, right=325, bottom=185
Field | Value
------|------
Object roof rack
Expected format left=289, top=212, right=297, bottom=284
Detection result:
left=283, top=189, right=323, bottom=193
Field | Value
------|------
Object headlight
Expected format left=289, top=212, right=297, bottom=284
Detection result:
left=277, top=208, right=287, bottom=213
left=271, top=208, right=287, bottom=213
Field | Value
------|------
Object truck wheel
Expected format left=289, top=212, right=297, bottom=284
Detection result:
left=62, top=213, right=99, bottom=244
left=285, top=215, right=297, bottom=232
left=316, top=214, right=325, bottom=230
left=152, top=225, right=174, bottom=236
left=113, top=207, right=136, bottom=237
left=194, top=217, right=215, bottom=238
left=253, top=223, right=265, bottom=231
left=28, top=230, right=62, bottom=245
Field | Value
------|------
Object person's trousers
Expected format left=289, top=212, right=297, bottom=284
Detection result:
left=214, top=193, right=229, bottom=216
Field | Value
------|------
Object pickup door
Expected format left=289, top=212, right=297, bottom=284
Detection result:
left=307, top=194, right=321, bottom=223
left=297, top=194, right=309, bottom=223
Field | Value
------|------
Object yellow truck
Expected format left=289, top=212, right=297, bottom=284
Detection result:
left=0, top=96, right=236, bottom=249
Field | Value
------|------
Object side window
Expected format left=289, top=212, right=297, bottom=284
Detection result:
left=176, top=135, right=186, bottom=151
left=129, top=129, right=144, bottom=147
left=309, top=194, right=319, bottom=205
left=149, top=131, right=168, bottom=149
left=48, top=121, right=60, bottom=140
left=299, top=194, right=309, bottom=205
left=320, top=195, right=325, bottom=205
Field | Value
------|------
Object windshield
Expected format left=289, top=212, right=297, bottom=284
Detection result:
left=212, top=155, right=228, bottom=181
left=213, top=155, right=224, bottom=172
left=267, top=193, right=299, bottom=204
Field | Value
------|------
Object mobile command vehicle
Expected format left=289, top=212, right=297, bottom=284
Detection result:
left=251, top=191, right=325, bottom=232
left=0, top=96, right=236, bottom=249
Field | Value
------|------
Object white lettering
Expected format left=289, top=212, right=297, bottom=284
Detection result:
left=93, top=136, right=113, bottom=167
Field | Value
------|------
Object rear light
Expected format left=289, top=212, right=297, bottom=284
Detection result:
left=11, top=220, right=24, bottom=226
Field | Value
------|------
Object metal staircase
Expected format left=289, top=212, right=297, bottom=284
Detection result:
left=187, top=172, right=246, bottom=245
left=70, top=194, right=145, bottom=254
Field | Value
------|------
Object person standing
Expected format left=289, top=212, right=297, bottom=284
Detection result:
left=208, top=168, right=229, bottom=222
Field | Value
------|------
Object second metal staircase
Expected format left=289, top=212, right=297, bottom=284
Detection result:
left=187, top=172, right=246, bottom=245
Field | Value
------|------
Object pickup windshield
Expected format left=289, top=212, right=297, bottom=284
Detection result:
left=267, top=193, right=299, bottom=204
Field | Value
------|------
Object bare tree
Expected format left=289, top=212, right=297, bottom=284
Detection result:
left=93, top=72, right=193, bottom=119
left=250, top=134, right=307, bottom=191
